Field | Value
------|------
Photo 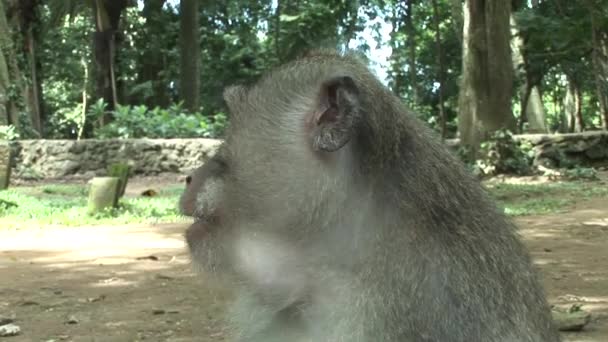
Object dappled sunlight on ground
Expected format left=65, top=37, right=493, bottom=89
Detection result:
left=516, top=196, right=608, bottom=342
left=0, top=223, right=230, bottom=341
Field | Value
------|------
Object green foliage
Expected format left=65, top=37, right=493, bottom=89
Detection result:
left=94, top=103, right=227, bottom=139
left=41, top=184, right=87, bottom=196
left=0, top=184, right=185, bottom=229
left=5, top=0, right=607, bottom=141
left=487, top=180, right=608, bottom=216
left=0, top=125, right=19, bottom=140
left=476, top=130, right=534, bottom=176
left=558, top=167, right=599, bottom=181
left=39, top=7, right=92, bottom=138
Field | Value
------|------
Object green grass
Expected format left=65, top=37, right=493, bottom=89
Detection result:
left=486, top=181, right=608, bottom=216
left=0, top=184, right=188, bottom=229
left=1, top=179, right=606, bottom=229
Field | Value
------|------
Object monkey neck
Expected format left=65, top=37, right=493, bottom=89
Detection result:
left=351, top=101, right=497, bottom=236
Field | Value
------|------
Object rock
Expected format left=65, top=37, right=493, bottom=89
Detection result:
left=0, top=323, right=21, bottom=337
left=19, top=300, right=39, bottom=306
left=0, top=314, right=15, bottom=326
left=65, top=315, right=79, bottom=324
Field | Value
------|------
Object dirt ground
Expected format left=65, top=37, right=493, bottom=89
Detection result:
left=1, top=179, right=607, bottom=341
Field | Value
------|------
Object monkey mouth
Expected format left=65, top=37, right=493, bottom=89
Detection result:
left=185, top=216, right=220, bottom=245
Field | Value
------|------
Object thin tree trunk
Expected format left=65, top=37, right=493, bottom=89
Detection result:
left=15, top=0, right=43, bottom=136
left=25, top=27, right=42, bottom=135
left=574, top=84, right=584, bottom=132
left=525, top=86, right=547, bottom=132
left=431, top=0, right=447, bottom=139
left=405, top=0, right=419, bottom=104
left=511, top=13, right=546, bottom=133
left=137, top=0, right=169, bottom=107
left=458, top=0, right=515, bottom=155
left=275, top=0, right=281, bottom=60
left=78, top=58, right=89, bottom=140
left=519, top=82, right=531, bottom=131
left=564, top=75, right=584, bottom=133
left=449, top=0, right=463, bottom=43
left=0, top=0, right=24, bottom=129
left=389, top=4, right=405, bottom=97
left=179, top=0, right=201, bottom=113
left=0, top=0, right=11, bottom=126
left=589, top=10, right=608, bottom=130
left=93, top=0, right=128, bottom=123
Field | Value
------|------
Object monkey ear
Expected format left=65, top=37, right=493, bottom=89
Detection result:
left=310, top=76, right=361, bottom=152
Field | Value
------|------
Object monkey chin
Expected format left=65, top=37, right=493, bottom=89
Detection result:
left=185, top=219, right=225, bottom=275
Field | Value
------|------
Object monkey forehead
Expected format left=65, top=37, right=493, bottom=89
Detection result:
left=224, top=52, right=371, bottom=121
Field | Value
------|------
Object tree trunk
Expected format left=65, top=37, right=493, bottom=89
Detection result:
left=564, top=75, right=584, bottom=133
left=449, top=0, right=463, bottom=43
left=389, top=5, right=405, bottom=97
left=0, top=0, right=24, bottom=128
left=179, top=0, right=200, bottom=113
left=588, top=7, right=608, bottom=130
left=136, top=0, right=169, bottom=108
left=275, top=0, right=281, bottom=60
left=511, top=14, right=546, bottom=133
left=431, top=0, right=447, bottom=139
left=458, top=0, right=515, bottom=155
left=15, top=0, right=43, bottom=136
left=23, top=25, right=41, bottom=135
left=525, top=86, right=547, bottom=132
left=0, top=3, right=10, bottom=126
left=93, top=0, right=128, bottom=124
left=405, top=0, right=419, bottom=105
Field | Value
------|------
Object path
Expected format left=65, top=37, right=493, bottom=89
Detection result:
left=1, top=199, right=607, bottom=341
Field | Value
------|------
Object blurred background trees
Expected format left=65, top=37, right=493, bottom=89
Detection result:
left=0, top=0, right=606, bottom=152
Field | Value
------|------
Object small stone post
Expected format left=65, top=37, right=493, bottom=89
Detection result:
left=87, top=177, right=120, bottom=214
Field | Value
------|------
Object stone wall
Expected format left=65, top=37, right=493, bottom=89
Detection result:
left=7, top=132, right=608, bottom=179
left=515, top=131, right=608, bottom=168
left=9, top=138, right=221, bottom=179
left=446, top=131, right=608, bottom=168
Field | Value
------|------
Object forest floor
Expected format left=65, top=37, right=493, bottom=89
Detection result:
left=0, top=176, right=607, bottom=341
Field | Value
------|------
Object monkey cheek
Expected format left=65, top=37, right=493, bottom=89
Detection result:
left=185, top=220, right=209, bottom=247
left=185, top=221, right=214, bottom=265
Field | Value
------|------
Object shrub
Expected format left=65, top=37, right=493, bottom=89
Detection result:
left=94, top=102, right=226, bottom=139
left=475, top=129, right=534, bottom=176
left=0, top=125, right=19, bottom=140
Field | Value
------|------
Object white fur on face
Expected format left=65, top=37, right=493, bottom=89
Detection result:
left=194, top=177, right=222, bottom=218
left=233, top=231, right=307, bottom=301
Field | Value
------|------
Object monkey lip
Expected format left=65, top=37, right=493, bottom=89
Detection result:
left=185, top=216, right=220, bottom=244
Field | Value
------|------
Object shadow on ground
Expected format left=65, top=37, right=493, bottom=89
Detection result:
left=1, top=198, right=608, bottom=341
left=0, top=223, right=231, bottom=342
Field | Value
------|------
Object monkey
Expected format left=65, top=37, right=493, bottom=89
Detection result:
left=179, top=150, right=227, bottom=218
left=183, top=50, right=561, bottom=342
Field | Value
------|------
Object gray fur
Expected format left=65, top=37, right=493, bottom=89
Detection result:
left=185, top=50, right=561, bottom=342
